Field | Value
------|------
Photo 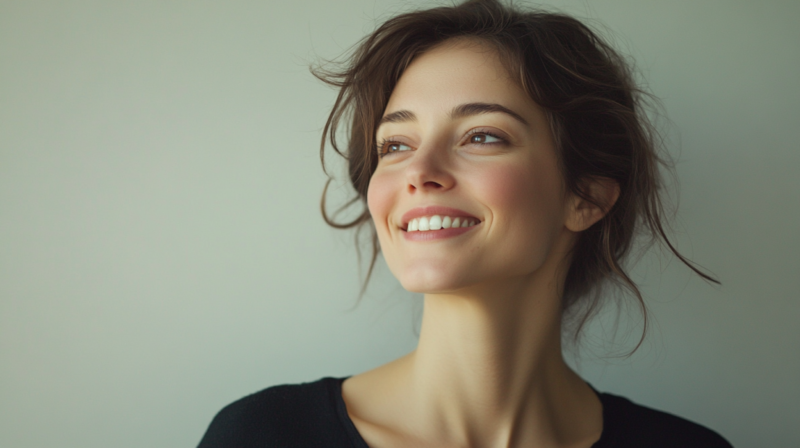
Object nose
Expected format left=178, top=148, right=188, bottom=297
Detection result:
left=404, top=143, right=455, bottom=194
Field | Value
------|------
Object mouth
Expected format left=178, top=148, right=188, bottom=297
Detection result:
left=400, top=206, right=482, bottom=232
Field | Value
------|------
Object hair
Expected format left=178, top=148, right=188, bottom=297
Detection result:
left=312, top=0, right=719, bottom=349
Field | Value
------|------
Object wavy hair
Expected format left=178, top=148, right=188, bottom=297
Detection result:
left=312, top=0, right=718, bottom=348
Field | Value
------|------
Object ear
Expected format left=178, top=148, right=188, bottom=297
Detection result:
left=565, top=177, right=620, bottom=232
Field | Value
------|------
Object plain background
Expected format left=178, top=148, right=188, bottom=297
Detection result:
left=1, top=1, right=798, bottom=447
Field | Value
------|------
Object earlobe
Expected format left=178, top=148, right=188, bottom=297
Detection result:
left=565, top=177, right=620, bottom=232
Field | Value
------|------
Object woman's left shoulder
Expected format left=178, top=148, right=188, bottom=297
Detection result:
left=595, top=391, right=733, bottom=448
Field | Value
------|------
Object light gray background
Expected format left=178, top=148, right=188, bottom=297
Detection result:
left=1, top=1, right=798, bottom=447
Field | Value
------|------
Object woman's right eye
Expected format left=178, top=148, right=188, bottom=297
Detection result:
left=378, top=140, right=413, bottom=157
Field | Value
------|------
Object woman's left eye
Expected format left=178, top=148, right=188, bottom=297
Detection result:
left=468, top=133, right=503, bottom=144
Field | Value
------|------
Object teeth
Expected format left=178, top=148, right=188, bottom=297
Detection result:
left=418, top=216, right=430, bottom=231
left=429, top=215, right=442, bottom=230
left=405, top=215, right=479, bottom=232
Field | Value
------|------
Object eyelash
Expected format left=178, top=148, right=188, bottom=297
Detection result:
left=376, top=129, right=507, bottom=158
left=376, top=138, right=408, bottom=158
left=464, top=128, right=505, bottom=145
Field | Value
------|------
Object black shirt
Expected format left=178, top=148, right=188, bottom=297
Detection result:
left=198, top=377, right=732, bottom=447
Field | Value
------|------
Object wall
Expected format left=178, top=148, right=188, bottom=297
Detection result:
left=1, top=1, right=798, bottom=446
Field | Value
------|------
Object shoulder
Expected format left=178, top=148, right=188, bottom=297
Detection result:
left=597, top=392, right=733, bottom=448
left=197, top=377, right=354, bottom=448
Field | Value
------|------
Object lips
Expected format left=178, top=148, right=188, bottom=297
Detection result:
left=400, top=206, right=481, bottom=231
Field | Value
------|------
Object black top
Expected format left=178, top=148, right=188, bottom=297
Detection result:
left=198, top=377, right=732, bottom=448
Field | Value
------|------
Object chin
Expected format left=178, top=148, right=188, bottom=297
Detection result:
left=395, top=264, right=479, bottom=294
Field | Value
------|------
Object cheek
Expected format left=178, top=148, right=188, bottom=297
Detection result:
left=366, top=169, right=396, bottom=231
left=475, top=159, right=566, bottom=256
left=480, top=162, right=562, bottom=217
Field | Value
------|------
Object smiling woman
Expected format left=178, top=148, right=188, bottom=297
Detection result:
left=197, top=1, right=730, bottom=447
left=368, top=40, right=578, bottom=295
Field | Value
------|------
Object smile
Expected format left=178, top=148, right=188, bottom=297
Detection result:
left=406, top=215, right=479, bottom=232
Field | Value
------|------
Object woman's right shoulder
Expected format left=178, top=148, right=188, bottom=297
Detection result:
left=197, top=377, right=356, bottom=448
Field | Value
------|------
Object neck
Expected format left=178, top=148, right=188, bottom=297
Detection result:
left=405, top=275, right=592, bottom=446
left=415, top=277, right=564, bottom=408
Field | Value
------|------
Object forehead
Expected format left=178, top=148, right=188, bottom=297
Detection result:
left=384, top=39, right=536, bottom=119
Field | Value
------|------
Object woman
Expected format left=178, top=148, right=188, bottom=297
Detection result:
left=199, top=0, right=731, bottom=446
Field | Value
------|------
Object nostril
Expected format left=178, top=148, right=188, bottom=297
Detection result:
left=405, top=164, right=454, bottom=191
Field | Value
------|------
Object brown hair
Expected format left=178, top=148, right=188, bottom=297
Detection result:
left=313, top=0, right=718, bottom=347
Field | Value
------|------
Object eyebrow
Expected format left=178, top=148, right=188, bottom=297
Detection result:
left=378, top=102, right=529, bottom=127
left=379, top=109, right=416, bottom=125
left=451, top=103, right=529, bottom=126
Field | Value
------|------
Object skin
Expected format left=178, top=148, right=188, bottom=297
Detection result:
left=341, top=38, right=620, bottom=448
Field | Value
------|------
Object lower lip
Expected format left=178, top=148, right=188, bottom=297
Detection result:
left=402, top=224, right=479, bottom=241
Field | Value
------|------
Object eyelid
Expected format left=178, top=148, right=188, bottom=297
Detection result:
left=462, top=127, right=510, bottom=144
left=376, top=136, right=416, bottom=158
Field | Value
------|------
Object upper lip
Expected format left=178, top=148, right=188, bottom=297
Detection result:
left=400, top=206, right=481, bottom=230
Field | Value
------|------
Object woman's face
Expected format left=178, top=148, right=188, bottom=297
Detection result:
left=367, top=39, right=575, bottom=294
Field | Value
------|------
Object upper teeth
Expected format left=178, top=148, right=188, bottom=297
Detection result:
left=406, top=215, right=478, bottom=232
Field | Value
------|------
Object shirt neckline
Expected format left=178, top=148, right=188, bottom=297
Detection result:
left=328, top=376, right=614, bottom=448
